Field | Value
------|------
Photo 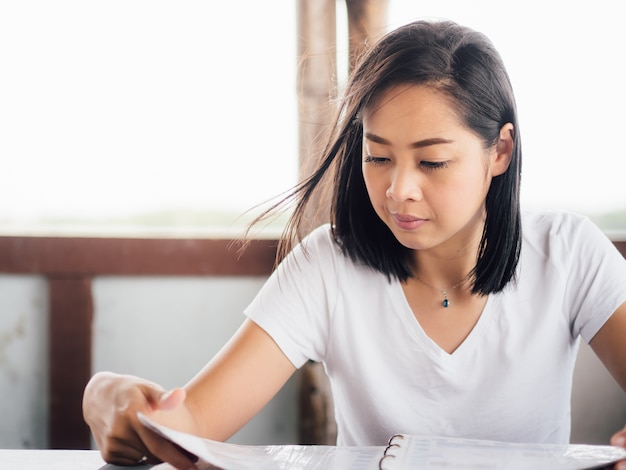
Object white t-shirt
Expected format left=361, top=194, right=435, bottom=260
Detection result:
left=244, top=211, right=626, bottom=446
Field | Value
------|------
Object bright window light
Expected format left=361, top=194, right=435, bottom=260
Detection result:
left=1, top=1, right=624, bottom=235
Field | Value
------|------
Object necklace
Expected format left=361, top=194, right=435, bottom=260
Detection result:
left=414, top=276, right=466, bottom=308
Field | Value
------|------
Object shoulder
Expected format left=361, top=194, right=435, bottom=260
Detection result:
left=520, top=210, right=624, bottom=281
left=289, top=224, right=388, bottom=284
left=278, top=224, right=349, bottom=278
left=522, top=210, right=591, bottom=236
left=294, top=223, right=343, bottom=263
left=300, top=223, right=336, bottom=249
left=521, top=210, right=604, bottom=253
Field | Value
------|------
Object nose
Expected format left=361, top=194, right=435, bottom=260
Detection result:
left=385, top=167, right=423, bottom=202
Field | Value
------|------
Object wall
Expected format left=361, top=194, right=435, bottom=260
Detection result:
left=0, top=275, right=48, bottom=448
left=0, top=274, right=624, bottom=448
left=0, top=274, right=298, bottom=449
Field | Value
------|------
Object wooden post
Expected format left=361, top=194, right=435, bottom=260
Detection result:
left=296, top=0, right=339, bottom=445
left=345, top=0, right=389, bottom=71
left=294, top=0, right=390, bottom=446
left=48, top=277, right=93, bottom=449
left=296, top=0, right=338, bottom=236
left=298, top=361, right=337, bottom=445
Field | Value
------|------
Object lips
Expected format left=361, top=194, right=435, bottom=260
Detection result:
left=391, top=213, right=427, bottom=230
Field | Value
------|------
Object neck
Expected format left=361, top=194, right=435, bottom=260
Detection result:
left=410, top=213, right=484, bottom=288
left=411, top=241, right=479, bottom=290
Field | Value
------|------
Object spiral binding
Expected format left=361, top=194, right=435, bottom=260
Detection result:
left=378, top=434, right=404, bottom=469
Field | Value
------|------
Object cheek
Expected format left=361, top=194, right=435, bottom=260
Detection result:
left=438, top=168, right=490, bottom=210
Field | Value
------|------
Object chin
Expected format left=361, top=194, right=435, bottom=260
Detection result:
left=389, top=230, right=432, bottom=251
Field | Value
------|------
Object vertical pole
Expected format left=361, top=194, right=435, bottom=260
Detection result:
left=296, top=0, right=338, bottom=236
left=48, top=277, right=93, bottom=449
left=296, top=0, right=339, bottom=445
left=295, top=0, right=390, bottom=446
left=345, top=0, right=389, bottom=71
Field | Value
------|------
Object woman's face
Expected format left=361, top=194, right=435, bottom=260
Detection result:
left=361, top=84, right=511, bottom=257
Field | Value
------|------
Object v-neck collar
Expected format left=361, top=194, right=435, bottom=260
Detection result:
left=389, top=279, right=498, bottom=362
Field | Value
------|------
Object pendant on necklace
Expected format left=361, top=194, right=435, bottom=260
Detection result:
left=442, top=290, right=449, bottom=308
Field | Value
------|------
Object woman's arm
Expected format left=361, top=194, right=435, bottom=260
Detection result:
left=182, top=317, right=297, bottom=440
left=589, top=300, right=626, bottom=449
left=83, top=318, right=296, bottom=467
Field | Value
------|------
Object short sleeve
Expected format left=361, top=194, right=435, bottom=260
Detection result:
left=244, top=225, right=340, bottom=368
left=565, top=216, right=626, bottom=342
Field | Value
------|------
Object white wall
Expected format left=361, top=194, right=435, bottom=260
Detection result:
left=0, top=274, right=624, bottom=449
left=91, top=276, right=298, bottom=446
left=0, top=274, right=298, bottom=449
left=0, top=275, right=49, bottom=448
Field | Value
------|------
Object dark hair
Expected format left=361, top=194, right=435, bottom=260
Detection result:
left=254, top=19, right=522, bottom=295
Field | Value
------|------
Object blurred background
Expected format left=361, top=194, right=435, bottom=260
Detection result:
left=1, top=0, right=624, bottom=235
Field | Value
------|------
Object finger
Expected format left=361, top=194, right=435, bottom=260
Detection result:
left=142, top=442, right=198, bottom=466
left=155, top=387, right=187, bottom=411
left=106, top=454, right=150, bottom=467
left=611, top=430, right=626, bottom=448
left=138, top=381, right=170, bottom=407
left=98, top=435, right=146, bottom=464
left=136, top=424, right=198, bottom=469
left=98, top=412, right=160, bottom=465
left=103, top=382, right=191, bottom=466
left=102, top=438, right=152, bottom=467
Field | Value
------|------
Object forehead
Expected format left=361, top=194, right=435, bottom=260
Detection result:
left=362, top=84, right=463, bottom=130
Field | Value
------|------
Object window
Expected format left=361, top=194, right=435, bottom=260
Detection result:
left=1, top=1, right=624, bottom=235
left=0, top=1, right=298, bottom=235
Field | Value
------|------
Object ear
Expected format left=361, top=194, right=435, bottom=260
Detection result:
left=491, top=123, right=514, bottom=177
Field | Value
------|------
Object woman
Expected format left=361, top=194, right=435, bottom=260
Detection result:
left=83, top=20, right=626, bottom=469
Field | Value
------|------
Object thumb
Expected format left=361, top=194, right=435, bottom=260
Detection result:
left=154, top=387, right=186, bottom=412
left=610, top=425, right=626, bottom=448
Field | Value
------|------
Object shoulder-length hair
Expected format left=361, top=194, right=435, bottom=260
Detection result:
left=255, top=20, right=522, bottom=295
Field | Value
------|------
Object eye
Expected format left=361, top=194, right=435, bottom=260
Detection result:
left=363, top=155, right=389, bottom=165
left=419, top=160, right=449, bottom=171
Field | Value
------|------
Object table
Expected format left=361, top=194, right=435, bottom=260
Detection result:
left=0, top=450, right=106, bottom=469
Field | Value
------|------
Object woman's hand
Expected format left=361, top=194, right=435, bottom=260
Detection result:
left=82, top=371, right=197, bottom=469
left=611, top=425, right=626, bottom=470
left=82, top=320, right=296, bottom=468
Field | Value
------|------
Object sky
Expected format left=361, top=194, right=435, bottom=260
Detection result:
left=0, top=1, right=624, bottom=228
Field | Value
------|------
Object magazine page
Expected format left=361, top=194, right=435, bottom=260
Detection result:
left=138, top=414, right=383, bottom=470
left=380, top=434, right=626, bottom=470
left=138, top=415, right=626, bottom=470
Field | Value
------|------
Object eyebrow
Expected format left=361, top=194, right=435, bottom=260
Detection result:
left=364, top=132, right=454, bottom=149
